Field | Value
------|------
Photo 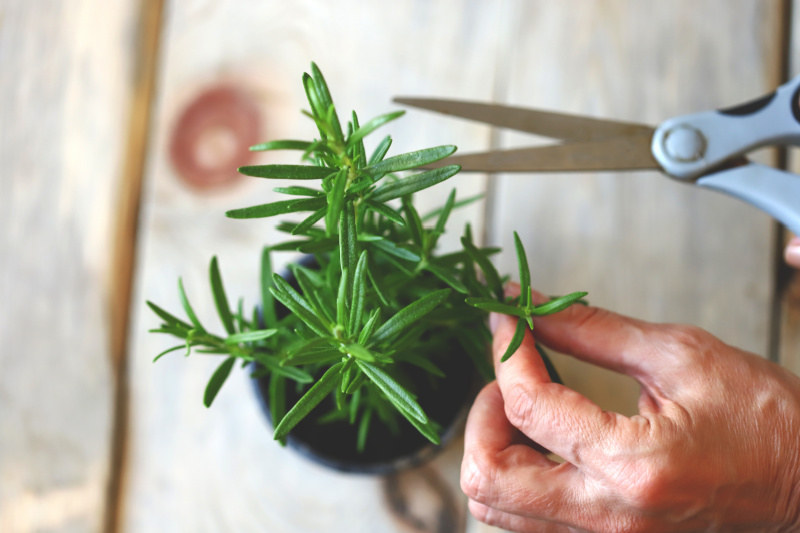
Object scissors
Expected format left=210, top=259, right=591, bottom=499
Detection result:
left=395, top=75, right=800, bottom=235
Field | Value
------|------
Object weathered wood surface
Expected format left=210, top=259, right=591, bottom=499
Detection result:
left=0, top=1, right=140, bottom=531
left=125, top=2, right=790, bottom=532
left=2, top=1, right=796, bottom=533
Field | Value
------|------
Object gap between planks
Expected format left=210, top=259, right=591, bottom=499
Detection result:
left=105, top=0, right=165, bottom=532
left=768, top=0, right=794, bottom=364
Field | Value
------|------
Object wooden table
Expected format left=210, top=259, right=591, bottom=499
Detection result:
left=3, top=1, right=799, bottom=532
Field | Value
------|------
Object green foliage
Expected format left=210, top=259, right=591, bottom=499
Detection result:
left=148, top=63, right=586, bottom=449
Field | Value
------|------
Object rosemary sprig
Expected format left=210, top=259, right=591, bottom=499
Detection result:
left=148, top=63, right=586, bottom=448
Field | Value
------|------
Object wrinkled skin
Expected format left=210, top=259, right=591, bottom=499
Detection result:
left=461, top=285, right=800, bottom=533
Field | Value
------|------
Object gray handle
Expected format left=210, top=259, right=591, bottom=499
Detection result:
left=653, top=74, right=800, bottom=181
left=697, top=164, right=800, bottom=234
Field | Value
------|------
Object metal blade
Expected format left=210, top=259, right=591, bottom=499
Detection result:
left=394, top=97, right=655, bottom=142
left=424, top=135, right=660, bottom=173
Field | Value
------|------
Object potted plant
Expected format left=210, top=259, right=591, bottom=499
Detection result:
left=147, top=63, right=587, bottom=474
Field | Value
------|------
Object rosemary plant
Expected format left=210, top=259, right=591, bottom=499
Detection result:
left=148, top=63, right=587, bottom=450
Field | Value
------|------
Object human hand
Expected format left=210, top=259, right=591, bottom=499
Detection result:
left=461, top=285, right=800, bottom=532
left=785, top=236, right=800, bottom=269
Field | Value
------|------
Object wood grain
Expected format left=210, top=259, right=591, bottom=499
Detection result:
left=0, top=1, right=139, bottom=531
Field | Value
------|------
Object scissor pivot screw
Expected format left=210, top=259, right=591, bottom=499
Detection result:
left=662, top=125, right=706, bottom=163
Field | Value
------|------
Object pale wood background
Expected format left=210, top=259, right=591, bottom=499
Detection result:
left=1, top=1, right=798, bottom=532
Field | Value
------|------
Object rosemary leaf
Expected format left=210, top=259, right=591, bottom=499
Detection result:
left=363, top=145, right=456, bottom=176
left=269, top=373, right=287, bottom=446
left=224, top=329, right=277, bottom=344
left=273, top=186, right=325, bottom=197
left=500, top=318, right=527, bottom=362
left=355, top=361, right=427, bottom=423
left=347, top=111, right=405, bottom=149
left=392, top=401, right=440, bottom=445
left=345, top=343, right=376, bottom=362
left=336, top=268, right=348, bottom=331
left=326, top=168, right=347, bottom=235
left=364, top=200, right=405, bottom=226
left=310, top=62, right=343, bottom=142
left=249, top=140, right=312, bottom=152
left=273, top=361, right=344, bottom=440
left=349, top=251, right=368, bottom=333
left=292, top=207, right=327, bottom=235
left=270, top=275, right=330, bottom=337
left=283, top=348, right=341, bottom=366
left=434, top=188, right=456, bottom=236
left=461, top=236, right=504, bottom=301
left=514, top=232, right=532, bottom=309
left=346, top=370, right=368, bottom=395
left=255, top=354, right=314, bottom=383
left=368, top=135, right=392, bottom=166
left=424, top=263, right=468, bottom=294
left=530, top=291, right=589, bottom=316
left=178, top=278, right=205, bottom=333
left=226, top=197, right=325, bottom=219
left=401, top=197, right=424, bottom=248
left=370, top=289, right=451, bottom=346
left=302, top=73, right=326, bottom=127
left=152, top=344, right=185, bottom=363
left=204, top=356, right=236, bottom=407
left=238, top=164, right=334, bottom=180
left=370, top=164, right=460, bottom=202
left=366, top=237, right=420, bottom=262
left=209, top=256, right=235, bottom=335
left=357, top=408, right=372, bottom=452
left=465, top=297, right=528, bottom=317
left=146, top=301, right=192, bottom=331
left=339, top=203, right=358, bottom=296
left=357, top=308, right=381, bottom=345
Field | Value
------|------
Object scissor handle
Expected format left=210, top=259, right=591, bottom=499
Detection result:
left=652, top=74, right=800, bottom=180
left=697, top=164, right=800, bottom=235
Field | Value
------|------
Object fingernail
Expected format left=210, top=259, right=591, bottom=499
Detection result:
left=786, top=238, right=800, bottom=268
left=489, top=312, right=500, bottom=334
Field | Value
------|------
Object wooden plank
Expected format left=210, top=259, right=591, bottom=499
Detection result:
left=0, top=1, right=140, bottom=532
left=105, top=1, right=165, bottom=532
left=124, top=2, right=510, bottom=531
left=781, top=0, right=800, bottom=375
left=487, top=0, right=783, bottom=418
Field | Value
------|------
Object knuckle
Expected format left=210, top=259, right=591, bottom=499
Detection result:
left=663, top=324, right=707, bottom=351
left=504, top=383, right=538, bottom=430
left=460, top=450, right=499, bottom=503
left=659, top=324, right=715, bottom=363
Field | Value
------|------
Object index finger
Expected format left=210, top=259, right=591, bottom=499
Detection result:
left=492, top=312, right=629, bottom=469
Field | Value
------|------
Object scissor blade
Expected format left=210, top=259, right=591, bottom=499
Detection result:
left=426, top=135, right=660, bottom=173
left=394, top=97, right=655, bottom=142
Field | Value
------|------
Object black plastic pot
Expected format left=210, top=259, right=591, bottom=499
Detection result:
left=252, top=349, right=479, bottom=475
